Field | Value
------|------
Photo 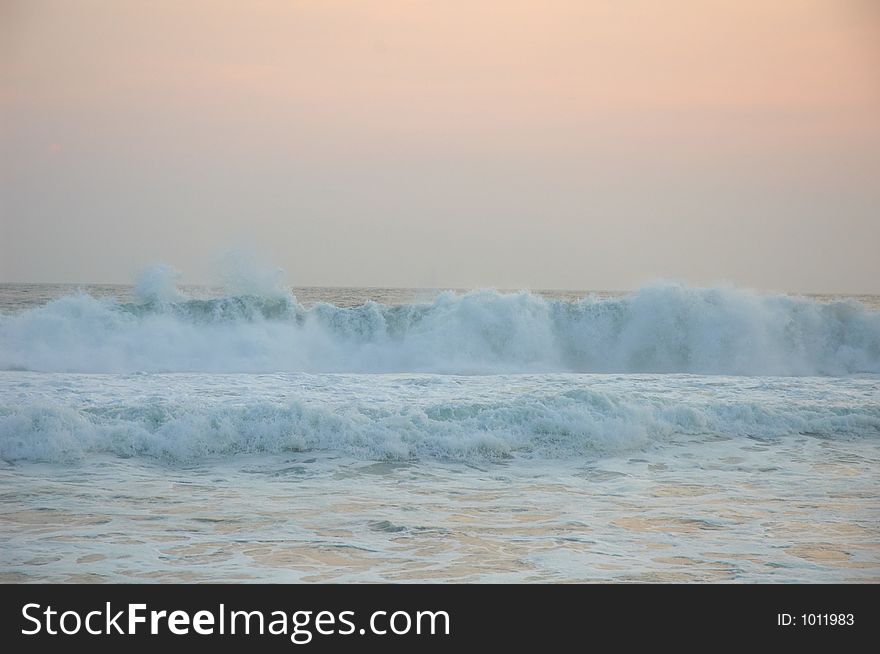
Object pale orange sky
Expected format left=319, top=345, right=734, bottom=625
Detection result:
left=2, top=0, right=879, bottom=291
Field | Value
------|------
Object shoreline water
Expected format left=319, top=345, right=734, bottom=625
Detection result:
left=3, top=437, right=878, bottom=583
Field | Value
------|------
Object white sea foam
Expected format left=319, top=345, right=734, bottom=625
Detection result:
left=1, top=373, right=877, bottom=463
left=0, top=284, right=877, bottom=375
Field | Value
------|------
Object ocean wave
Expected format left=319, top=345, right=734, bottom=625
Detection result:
left=2, top=388, right=877, bottom=463
left=0, top=284, right=878, bottom=375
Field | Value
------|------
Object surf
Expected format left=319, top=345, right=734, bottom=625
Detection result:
left=0, top=281, right=878, bottom=376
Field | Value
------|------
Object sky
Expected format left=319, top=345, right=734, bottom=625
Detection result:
left=1, top=0, right=879, bottom=292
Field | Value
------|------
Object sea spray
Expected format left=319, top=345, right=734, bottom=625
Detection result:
left=212, top=250, right=291, bottom=300
left=0, top=283, right=877, bottom=375
left=134, top=263, right=187, bottom=304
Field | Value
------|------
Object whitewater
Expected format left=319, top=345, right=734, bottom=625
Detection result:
left=2, top=282, right=880, bottom=376
left=1, top=280, right=878, bottom=582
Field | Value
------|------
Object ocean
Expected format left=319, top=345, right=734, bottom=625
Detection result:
left=1, top=280, right=878, bottom=582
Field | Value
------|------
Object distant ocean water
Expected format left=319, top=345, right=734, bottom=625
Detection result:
left=1, top=281, right=878, bottom=582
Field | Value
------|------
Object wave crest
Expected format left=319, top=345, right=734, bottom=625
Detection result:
left=1, top=284, right=878, bottom=375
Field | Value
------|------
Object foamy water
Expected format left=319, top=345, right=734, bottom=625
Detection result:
left=2, top=283, right=879, bottom=376
left=0, top=281, right=878, bottom=582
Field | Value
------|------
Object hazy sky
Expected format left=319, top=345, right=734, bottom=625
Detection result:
left=2, top=1, right=879, bottom=292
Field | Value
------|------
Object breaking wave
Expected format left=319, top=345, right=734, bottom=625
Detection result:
left=1, top=283, right=878, bottom=375
left=2, top=388, right=878, bottom=463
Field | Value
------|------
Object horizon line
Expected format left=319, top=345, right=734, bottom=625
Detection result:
left=0, top=280, right=878, bottom=298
